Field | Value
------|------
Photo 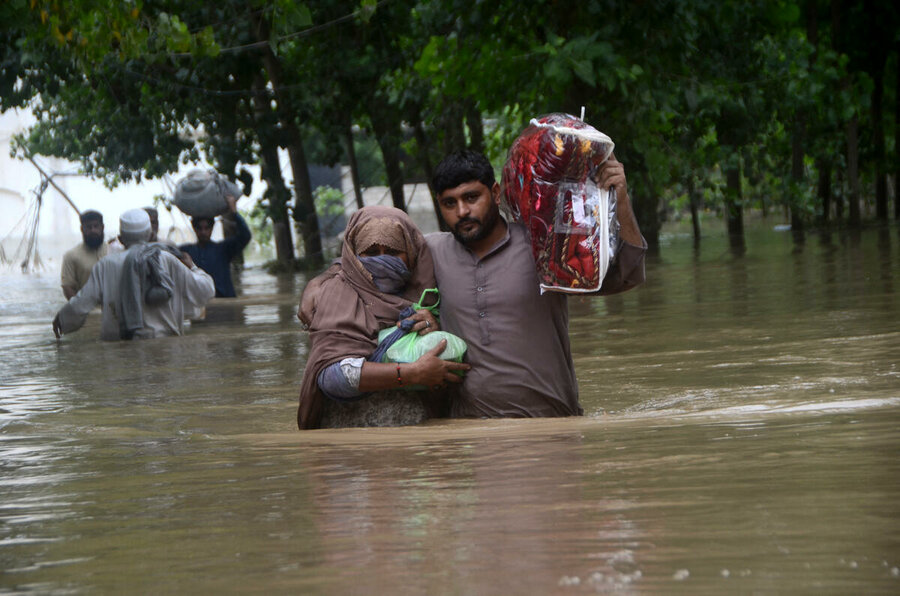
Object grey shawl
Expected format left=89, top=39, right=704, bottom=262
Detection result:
left=119, top=243, right=183, bottom=339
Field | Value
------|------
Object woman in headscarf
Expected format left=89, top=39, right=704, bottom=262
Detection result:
left=297, top=206, right=470, bottom=429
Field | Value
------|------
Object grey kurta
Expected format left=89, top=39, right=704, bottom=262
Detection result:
left=56, top=247, right=215, bottom=340
left=426, top=221, right=645, bottom=418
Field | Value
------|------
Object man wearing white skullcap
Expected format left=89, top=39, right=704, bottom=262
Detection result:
left=52, top=209, right=215, bottom=340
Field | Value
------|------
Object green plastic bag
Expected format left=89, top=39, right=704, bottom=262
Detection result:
left=376, top=328, right=468, bottom=364
left=374, top=289, right=467, bottom=390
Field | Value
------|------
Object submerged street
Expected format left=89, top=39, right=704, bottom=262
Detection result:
left=1, top=225, right=898, bottom=594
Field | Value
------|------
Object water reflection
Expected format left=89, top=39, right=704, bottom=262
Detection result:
left=243, top=304, right=281, bottom=326
left=1, top=227, right=899, bottom=593
left=262, top=426, right=648, bottom=593
left=877, top=226, right=895, bottom=294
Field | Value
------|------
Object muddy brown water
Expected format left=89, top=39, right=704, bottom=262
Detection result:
left=1, top=226, right=898, bottom=594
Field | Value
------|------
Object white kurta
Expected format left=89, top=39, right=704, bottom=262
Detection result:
left=57, top=248, right=215, bottom=340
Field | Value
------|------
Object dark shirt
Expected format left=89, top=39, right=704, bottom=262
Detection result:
left=425, top=221, right=646, bottom=418
left=179, top=213, right=251, bottom=297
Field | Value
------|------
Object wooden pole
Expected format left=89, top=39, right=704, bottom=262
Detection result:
left=15, top=140, right=81, bottom=216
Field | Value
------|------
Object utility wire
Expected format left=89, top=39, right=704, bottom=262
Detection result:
left=170, top=0, right=393, bottom=58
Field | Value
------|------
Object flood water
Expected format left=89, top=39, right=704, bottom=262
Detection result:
left=1, top=225, right=899, bottom=594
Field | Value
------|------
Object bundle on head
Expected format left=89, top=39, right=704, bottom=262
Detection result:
left=501, top=113, right=617, bottom=294
left=173, top=169, right=241, bottom=219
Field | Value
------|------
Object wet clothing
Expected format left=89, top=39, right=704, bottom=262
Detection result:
left=318, top=357, right=367, bottom=400
left=318, top=390, right=431, bottom=428
left=425, top=221, right=645, bottom=418
left=119, top=243, right=184, bottom=339
left=316, top=354, right=446, bottom=428
left=316, top=254, right=412, bottom=400
left=297, top=206, right=437, bottom=430
left=179, top=213, right=251, bottom=297
left=61, top=242, right=108, bottom=295
left=56, top=245, right=215, bottom=340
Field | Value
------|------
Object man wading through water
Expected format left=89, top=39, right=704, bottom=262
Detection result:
left=61, top=210, right=108, bottom=299
left=53, top=209, right=215, bottom=341
left=411, top=150, right=647, bottom=418
left=179, top=195, right=251, bottom=298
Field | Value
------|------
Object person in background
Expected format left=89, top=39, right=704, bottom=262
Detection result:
left=143, top=206, right=177, bottom=245
left=109, top=206, right=173, bottom=254
left=61, top=210, right=108, bottom=299
left=420, top=150, right=646, bottom=419
left=178, top=195, right=251, bottom=297
left=53, top=209, right=215, bottom=341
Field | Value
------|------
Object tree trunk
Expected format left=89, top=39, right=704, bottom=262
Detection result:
left=871, top=57, right=887, bottom=220
left=440, top=103, right=467, bottom=154
left=831, top=0, right=860, bottom=228
left=791, top=115, right=806, bottom=237
left=251, top=77, right=295, bottom=266
left=413, top=118, right=448, bottom=231
left=807, top=1, right=827, bottom=228
left=817, top=160, right=831, bottom=224
left=414, top=120, right=435, bottom=193
left=285, top=138, right=323, bottom=265
left=342, top=122, right=365, bottom=210
left=370, top=110, right=406, bottom=210
left=253, top=13, right=322, bottom=267
left=466, top=102, right=484, bottom=154
left=634, top=183, right=660, bottom=251
left=864, top=0, right=889, bottom=221
left=725, top=165, right=745, bottom=253
left=259, top=145, right=295, bottom=266
left=687, top=175, right=701, bottom=248
left=835, top=168, right=845, bottom=221
left=630, top=154, right=659, bottom=249
left=807, top=0, right=818, bottom=60
left=846, top=114, right=861, bottom=226
left=896, top=41, right=900, bottom=220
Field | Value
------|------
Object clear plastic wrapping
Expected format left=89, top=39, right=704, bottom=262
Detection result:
left=501, top=113, right=619, bottom=294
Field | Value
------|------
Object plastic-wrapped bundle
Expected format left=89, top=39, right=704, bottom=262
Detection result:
left=501, top=113, right=619, bottom=294
left=172, top=169, right=241, bottom=219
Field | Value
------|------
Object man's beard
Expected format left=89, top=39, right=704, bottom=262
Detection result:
left=451, top=204, right=500, bottom=246
left=83, top=235, right=104, bottom=249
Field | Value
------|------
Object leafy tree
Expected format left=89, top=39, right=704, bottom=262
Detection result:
left=4, top=0, right=898, bottom=266
left=2, top=0, right=323, bottom=266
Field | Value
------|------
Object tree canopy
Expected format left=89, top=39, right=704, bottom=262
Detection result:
left=2, top=0, right=898, bottom=262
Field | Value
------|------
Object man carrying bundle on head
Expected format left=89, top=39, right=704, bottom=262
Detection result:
left=174, top=171, right=252, bottom=298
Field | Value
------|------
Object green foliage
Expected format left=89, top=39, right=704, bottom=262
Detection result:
left=483, top=105, right=530, bottom=170
left=2, top=0, right=898, bottom=258
left=313, top=186, right=345, bottom=219
left=247, top=202, right=274, bottom=247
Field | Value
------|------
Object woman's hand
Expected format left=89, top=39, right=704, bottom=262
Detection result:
left=408, top=340, right=470, bottom=388
left=400, top=309, right=440, bottom=335
left=358, top=341, right=470, bottom=393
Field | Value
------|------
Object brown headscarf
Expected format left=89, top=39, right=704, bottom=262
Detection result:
left=297, top=206, right=436, bottom=429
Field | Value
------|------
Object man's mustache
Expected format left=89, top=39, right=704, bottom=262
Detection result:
left=454, top=217, right=480, bottom=231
